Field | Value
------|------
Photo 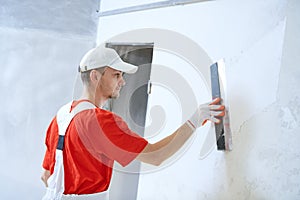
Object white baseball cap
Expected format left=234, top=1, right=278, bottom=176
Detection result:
left=79, top=45, right=138, bottom=74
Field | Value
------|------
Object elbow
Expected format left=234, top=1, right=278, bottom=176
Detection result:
left=143, top=158, right=162, bottom=167
left=145, top=150, right=166, bottom=166
left=149, top=157, right=163, bottom=166
left=138, top=145, right=165, bottom=166
left=138, top=156, right=162, bottom=166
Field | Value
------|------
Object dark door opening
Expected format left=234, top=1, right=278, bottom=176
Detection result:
left=105, top=42, right=154, bottom=200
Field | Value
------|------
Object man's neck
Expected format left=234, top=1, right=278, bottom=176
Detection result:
left=80, top=89, right=107, bottom=108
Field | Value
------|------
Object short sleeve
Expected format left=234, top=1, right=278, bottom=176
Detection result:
left=75, top=110, right=148, bottom=167
left=42, top=117, right=59, bottom=173
left=101, top=113, right=148, bottom=166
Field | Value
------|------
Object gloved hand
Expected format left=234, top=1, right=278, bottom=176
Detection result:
left=187, top=98, right=225, bottom=130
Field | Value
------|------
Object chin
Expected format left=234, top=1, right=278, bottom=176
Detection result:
left=110, top=93, right=120, bottom=99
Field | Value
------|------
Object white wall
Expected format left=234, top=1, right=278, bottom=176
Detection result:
left=97, top=0, right=300, bottom=199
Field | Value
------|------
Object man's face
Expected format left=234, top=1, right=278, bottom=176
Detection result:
left=97, top=67, right=126, bottom=99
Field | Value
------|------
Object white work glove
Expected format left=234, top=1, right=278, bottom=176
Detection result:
left=187, top=98, right=225, bottom=130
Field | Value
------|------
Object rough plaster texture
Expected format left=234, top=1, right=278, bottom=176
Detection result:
left=0, top=27, right=95, bottom=199
left=0, top=1, right=99, bottom=199
left=0, top=0, right=99, bottom=37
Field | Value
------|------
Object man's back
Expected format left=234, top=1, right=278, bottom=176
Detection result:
left=42, top=100, right=148, bottom=194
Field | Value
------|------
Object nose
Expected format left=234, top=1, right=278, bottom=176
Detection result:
left=120, top=76, right=126, bottom=86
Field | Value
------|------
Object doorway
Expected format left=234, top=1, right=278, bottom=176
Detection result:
left=105, top=42, right=154, bottom=200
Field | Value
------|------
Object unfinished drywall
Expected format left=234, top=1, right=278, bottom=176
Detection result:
left=0, top=1, right=99, bottom=199
left=0, top=27, right=95, bottom=199
left=0, top=0, right=98, bottom=37
left=97, top=0, right=300, bottom=199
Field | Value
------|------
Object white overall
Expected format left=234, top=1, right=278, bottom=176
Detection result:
left=42, top=101, right=109, bottom=200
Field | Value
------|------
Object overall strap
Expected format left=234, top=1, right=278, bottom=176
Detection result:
left=42, top=101, right=96, bottom=200
left=56, top=101, right=96, bottom=150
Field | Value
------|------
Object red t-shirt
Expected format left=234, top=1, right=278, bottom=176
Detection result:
left=42, top=100, right=148, bottom=194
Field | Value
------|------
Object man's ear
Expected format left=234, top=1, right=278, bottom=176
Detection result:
left=90, top=70, right=101, bottom=82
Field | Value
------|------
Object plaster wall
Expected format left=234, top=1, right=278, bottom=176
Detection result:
left=0, top=0, right=299, bottom=199
left=97, top=0, right=300, bottom=199
left=0, top=1, right=99, bottom=199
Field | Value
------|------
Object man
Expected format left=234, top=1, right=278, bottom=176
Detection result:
left=41, top=45, right=224, bottom=199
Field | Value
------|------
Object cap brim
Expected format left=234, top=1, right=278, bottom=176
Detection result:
left=110, top=61, right=138, bottom=74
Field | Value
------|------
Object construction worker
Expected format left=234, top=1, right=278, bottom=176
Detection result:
left=41, top=44, right=225, bottom=200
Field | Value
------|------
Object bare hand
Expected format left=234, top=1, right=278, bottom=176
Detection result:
left=41, top=170, right=50, bottom=187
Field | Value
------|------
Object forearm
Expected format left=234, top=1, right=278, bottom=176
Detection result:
left=154, top=122, right=194, bottom=160
left=137, top=121, right=194, bottom=166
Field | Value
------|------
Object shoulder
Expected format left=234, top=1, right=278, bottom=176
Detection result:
left=94, top=108, right=124, bottom=123
left=92, top=108, right=129, bottom=130
left=47, top=116, right=58, bottom=132
left=76, top=107, right=124, bottom=124
left=92, top=108, right=119, bottom=118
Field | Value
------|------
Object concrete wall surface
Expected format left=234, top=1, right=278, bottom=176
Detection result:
left=0, top=0, right=99, bottom=199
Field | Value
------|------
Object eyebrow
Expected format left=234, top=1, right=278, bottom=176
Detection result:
left=113, top=71, right=124, bottom=76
